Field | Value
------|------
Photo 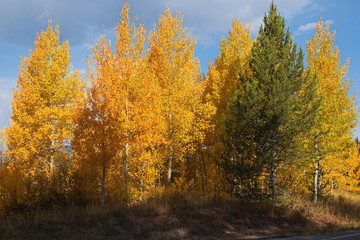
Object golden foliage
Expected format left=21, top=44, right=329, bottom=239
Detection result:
left=148, top=7, right=213, bottom=191
left=0, top=4, right=358, bottom=210
left=200, top=19, right=253, bottom=197
left=2, top=21, right=85, bottom=207
left=299, top=20, right=358, bottom=195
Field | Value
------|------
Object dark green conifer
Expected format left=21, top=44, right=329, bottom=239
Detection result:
left=221, top=2, right=318, bottom=199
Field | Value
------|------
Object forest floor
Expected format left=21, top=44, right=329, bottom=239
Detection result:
left=1, top=193, right=360, bottom=240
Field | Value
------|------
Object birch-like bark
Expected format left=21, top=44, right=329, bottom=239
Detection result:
left=167, top=111, right=173, bottom=184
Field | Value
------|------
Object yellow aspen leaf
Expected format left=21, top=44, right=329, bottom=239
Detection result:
left=3, top=21, right=85, bottom=207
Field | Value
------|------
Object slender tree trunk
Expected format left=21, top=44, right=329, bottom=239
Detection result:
left=314, top=158, right=320, bottom=203
left=200, top=148, right=207, bottom=197
left=140, top=160, right=145, bottom=194
left=231, top=154, right=236, bottom=196
left=314, top=141, right=320, bottom=203
left=50, top=138, right=55, bottom=177
left=167, top=145, right=173, bottom=184
left=266, top=174, right=270, bottom=196
left=124, top=96, right=130, bottom=199
left=266, top=148, right=278, bottom=200
left=101, top=158, right=107, bottom=206
left=49, top=121, right=56, bottom=178
left=270, top=160, right=277, bottom=200
left=167, top=111, right=173, bottom=185
left=124, top=142, right=129, bottom=198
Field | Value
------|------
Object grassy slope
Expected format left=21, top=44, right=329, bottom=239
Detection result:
left=1, top=194, right=359, bottom=240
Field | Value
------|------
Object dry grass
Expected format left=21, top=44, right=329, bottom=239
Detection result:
left=1, top=193, right=360, bottom=239
left=320, top=192, right=360, bottom=227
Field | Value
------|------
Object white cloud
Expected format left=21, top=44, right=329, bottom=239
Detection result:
left=325, top=19, right=334, bottom=25
left=0, top=91, right=12, bottom=102
left=0, top=77, right=16, bottom=91
left=296, top=19, right=334, bottom=35
left=297, top=22, right=318, bottom=33
left=0, top=90, right=12, bottom=130
left=0, top=0, right=123, bottom=46
left=0, top=0, right=316, bottom=47
left=275, top=0, right=313, bottom=18
left=144, top=0, right=315, bottom=44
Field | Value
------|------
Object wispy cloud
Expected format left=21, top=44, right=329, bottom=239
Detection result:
left=0, top=77, right=17, bottom=91
left=325, top=19, right=334, bottom=25
left=0, top=90, right=12, bottom=129
left=0, top=0, right=123, bottom=46
left=159, top=0, right=314, bottom=44
left=297, top=22, right=318, bottom=34
left=296, top=19, right=334, bottom=35
left=0, top=91, right=11, bottom=101
left=0, top=0, right=316, bottom=47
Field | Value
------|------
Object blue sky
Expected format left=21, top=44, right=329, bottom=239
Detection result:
left=0, top=0, right=359, bottom=136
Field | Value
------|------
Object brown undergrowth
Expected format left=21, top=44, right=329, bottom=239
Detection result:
left=0, top=192, right=359, bottom=240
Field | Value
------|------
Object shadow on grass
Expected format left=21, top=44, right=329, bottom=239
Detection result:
left=0, top=194, right=356, bottom=240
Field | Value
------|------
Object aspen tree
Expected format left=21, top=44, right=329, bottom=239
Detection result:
left=112, top=3, right=165, bottom=200
left=204, top=19, right=252, bottom=121
left=148, top=8, right=211, bottom=189
left=72, top=35, right=118, bottom=206
left=3, top=21, right=84, bottom=206
left=73, top=4, right=165, bottom=204
left=307, top=20, right=357, bottom=202
left=203, top=19, right=252, bottom=197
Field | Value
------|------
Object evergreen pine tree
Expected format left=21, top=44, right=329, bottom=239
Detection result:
left=222, top=2, right=317, bottom=199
